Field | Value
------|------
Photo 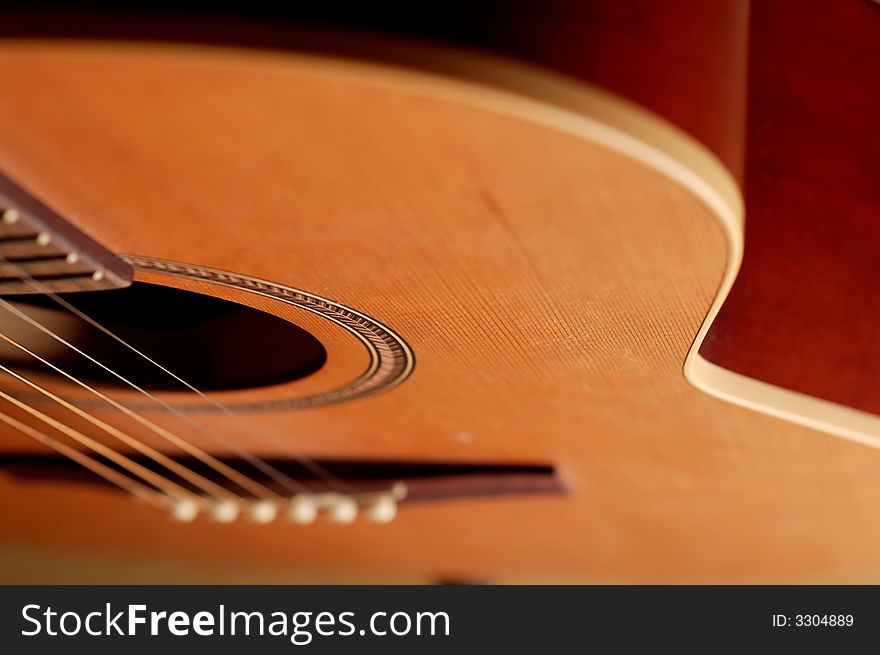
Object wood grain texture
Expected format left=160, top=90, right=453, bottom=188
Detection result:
left=4, top=3, right=877, bottom=440
left=0, top=41, right=877, bottom=584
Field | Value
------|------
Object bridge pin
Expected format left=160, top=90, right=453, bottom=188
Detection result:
left=211, top=500, right=240, bottom=523
left=169, top=498, right=199, bottom=523
left=364, top=494, right=397, bottom=524
left=288, top=495, right=318, bottom=524
left=326, top=495, right=358, bottom=524
left=247, top=499, right=278, bottom=524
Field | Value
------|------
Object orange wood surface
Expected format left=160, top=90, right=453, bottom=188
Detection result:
left=0, top=33, right=874, bottom=583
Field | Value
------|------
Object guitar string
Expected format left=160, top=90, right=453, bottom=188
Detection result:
left=52, top=282, right=351, bottom=491
left=0, top=255, right=352, bottom=493
left=0, top=382, right=197, bottom=500
left=0, top=359, right=239, bottom=500
left=0, top=404, right=168, bottom=508
left=0, top=331, right=281, bottom=500
left=0, top=294, right=300, bottom=499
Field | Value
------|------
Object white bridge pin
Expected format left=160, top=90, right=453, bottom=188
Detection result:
left=325, top=495, right=358, bottom=524
left=211, top=500, right=240, bottom=524
left=288, top=495, right=318, bottom=524
left=364, top=494, right=397, bottom=524
left=169, top=498, right=199, bottom=523
left=247, top=499, right=278, bottom=524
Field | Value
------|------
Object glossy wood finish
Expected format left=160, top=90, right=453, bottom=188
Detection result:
left=699, top=0, right=880, bottom=415
left=0, top=40, right=876, bottom=585
left=0, top=0, right=749, bottom=179
left=3, top=3, right=876, bottom=429
left=0, top=3, right=876, bottom=583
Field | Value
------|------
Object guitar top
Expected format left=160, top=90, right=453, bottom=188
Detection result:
left=0, top=0, right=876, bottom=583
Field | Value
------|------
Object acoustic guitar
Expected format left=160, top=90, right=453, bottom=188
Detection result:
left=0, top=0, right=877, bottom=582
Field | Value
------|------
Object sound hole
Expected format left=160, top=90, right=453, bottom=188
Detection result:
left=0, top=282, right=327, bottom=391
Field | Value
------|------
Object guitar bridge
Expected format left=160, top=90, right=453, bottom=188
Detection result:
left=0, top=173, right=132, bottom=295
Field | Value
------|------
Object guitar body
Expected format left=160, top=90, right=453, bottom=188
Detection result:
left=0, top=1, right=877, bottom=582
